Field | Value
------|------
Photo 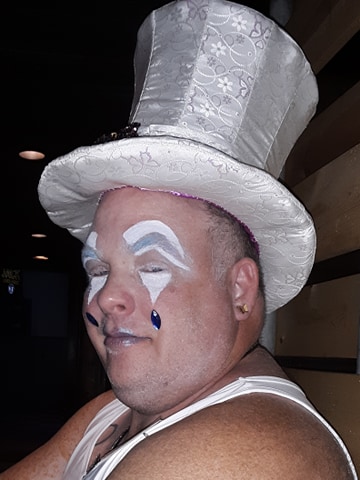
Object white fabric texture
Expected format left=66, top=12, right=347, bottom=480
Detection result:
left=38, top=0, right=318, bottom=313
left=62, top=376, right=357, bottom=479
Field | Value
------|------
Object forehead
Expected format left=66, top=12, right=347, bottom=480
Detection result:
left=88, top=188, right=216, bottom=271
left=94, top=187, right=209, bottom=229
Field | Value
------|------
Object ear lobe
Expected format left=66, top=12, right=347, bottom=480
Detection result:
left=230, top=257, right=259, bottom=319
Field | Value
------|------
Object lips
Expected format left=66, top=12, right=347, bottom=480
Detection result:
left=104, top=331, right=150, bottom=351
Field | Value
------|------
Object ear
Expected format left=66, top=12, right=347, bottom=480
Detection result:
left=229, top=257, right=259, bottom=320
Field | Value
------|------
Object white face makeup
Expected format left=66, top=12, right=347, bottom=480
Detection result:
left=82, top=231, right=107, bottom=304
left=82, top=220, right=191, bottom=307
left=123, top=220, right=190, bottom=303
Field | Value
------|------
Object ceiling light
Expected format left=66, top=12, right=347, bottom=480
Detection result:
left=33, top=255, right=48, bottom=261
left=32, top=233, right=47, bottom=238
left=19, top=150, right=45, bottom=160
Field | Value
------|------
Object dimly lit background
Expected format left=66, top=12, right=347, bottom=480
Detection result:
left=1, top=0, right=359, bottom=471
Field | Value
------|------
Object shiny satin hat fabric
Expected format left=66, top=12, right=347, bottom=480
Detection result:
left=38, top=0, right=318, bottom=313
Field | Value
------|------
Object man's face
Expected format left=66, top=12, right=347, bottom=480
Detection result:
left=82, top=187, right=239, bottom=414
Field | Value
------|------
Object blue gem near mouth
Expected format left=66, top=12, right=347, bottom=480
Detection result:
left=86, top=312, right=99, bottom=327
left=151, top=310, right=161, bottom=330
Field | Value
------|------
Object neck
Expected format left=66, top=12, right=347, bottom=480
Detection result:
left=125, top=345, right=278, bottom=436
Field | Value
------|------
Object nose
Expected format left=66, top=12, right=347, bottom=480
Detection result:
left=89, top=274, right=136, bottom=318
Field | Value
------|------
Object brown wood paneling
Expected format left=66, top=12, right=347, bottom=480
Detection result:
left=274, top=4, right=360, bottom=474
left=276, top=275, right=360, bottom=358
left=286, top=0, right=360, bottom=74
left=285, top=369, right=360, bottom=473
left=284, top=82, right=360, bottom=187
left=292, top=143, right=360, bottom=262
left=308, top=250, right=360, bottom=285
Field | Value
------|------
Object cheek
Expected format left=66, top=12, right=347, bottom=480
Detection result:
left=86, top=276, right=107, bottom=304
left=140, top=271, right=172, bottom=303
left=82, top=283, right=102, bottom=333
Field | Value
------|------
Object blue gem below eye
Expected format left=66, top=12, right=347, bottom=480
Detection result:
left=86, top=312, right=99, bottom=327
left=151, top=310, right=161, bottom=330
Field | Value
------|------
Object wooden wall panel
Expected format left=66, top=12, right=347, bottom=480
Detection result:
left=284, top=82, right=360, bottom=187
left=275, top=2, right=360, bottom=474
left=292, top=143, right=360, bottom=262
left=276, top=275, right=360, bottom=358
left=286, top=0, right=360, bottom=73
left=285, top=369, right=360, bottom=470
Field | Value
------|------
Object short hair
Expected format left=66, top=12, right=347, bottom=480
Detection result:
left=202, top=201, right=265, bottom=297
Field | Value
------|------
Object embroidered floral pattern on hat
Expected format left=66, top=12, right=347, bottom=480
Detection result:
left=38, top=0, right=318, bottom=313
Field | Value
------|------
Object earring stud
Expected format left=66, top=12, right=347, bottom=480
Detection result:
left=238, top=304, right=248, bottom=314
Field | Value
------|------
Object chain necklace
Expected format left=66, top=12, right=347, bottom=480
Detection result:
left=86, top=426, right=130, bottom=474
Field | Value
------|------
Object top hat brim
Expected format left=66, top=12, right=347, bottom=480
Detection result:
left=38, top=134, right=316, bottom=314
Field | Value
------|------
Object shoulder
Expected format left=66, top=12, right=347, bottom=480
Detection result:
left=61, top=389, right=117, bottom=433
left=45, top=388, right=117, bottom=453
left=0, top=389, right=116, bottom=480
left=110, top=393, right=354, bottom=480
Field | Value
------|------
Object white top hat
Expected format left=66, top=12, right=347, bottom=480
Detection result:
left=38, top=0, right=318, bottom=313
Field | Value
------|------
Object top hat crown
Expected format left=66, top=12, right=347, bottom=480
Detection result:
left=130, top=0, right=317, bottom=177
left=38, top=0, right=318, bottom=312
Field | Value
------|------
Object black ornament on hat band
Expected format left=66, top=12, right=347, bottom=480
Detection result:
left=37, top=0, right=318, bottom=315
left=93, top=122, right=141, bottom=145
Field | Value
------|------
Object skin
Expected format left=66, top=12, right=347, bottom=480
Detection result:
left=0, top=188, right=354, bottom=479
left=81, top=187, right=260, bottom=422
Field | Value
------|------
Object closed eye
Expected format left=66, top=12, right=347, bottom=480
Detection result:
left=140, top=263, right=167, bottom=273
left=145, top=266, right=163, bottom=273
left=84, top=260, right=109, bottom=279
left=89, top=267, right=109, bottom=278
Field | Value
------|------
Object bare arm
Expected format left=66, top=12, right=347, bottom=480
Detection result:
left=0, top=390, right=115, bottom=480
left=108, top=395, right=355, bottom=480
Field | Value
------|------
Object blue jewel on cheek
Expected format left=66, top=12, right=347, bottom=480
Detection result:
left=86, top=312, right=99, bottom=327
left=151, top=310, right=161, bottom=330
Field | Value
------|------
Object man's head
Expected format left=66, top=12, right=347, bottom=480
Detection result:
left=38, top=0, right=318, bottom=313
left=81, top=187, right=263, bottom=414
left=202, top=201, right=264, bottom=296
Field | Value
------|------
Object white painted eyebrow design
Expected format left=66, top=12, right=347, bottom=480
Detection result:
left=81, top=231, right=99, bottom=267
left=81, top=245, right=99, bottom=267
left=123, top=220, right=190, bottom=270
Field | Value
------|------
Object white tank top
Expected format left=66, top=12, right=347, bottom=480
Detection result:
left=62, top=376, right=357, bottom=479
